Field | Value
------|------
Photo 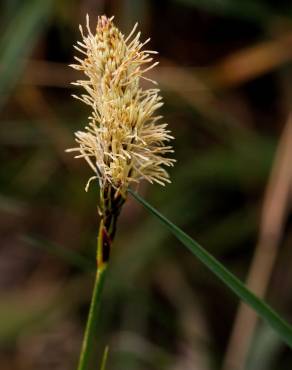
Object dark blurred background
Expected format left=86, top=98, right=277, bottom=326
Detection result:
left=1, top=0, right=292, bottom=369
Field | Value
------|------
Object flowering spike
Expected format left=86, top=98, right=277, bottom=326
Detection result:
left=67, top=15, right=175, bottom=194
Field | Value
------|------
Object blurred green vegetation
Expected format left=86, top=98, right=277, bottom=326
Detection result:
left=1, top=1, right=292, bottom=370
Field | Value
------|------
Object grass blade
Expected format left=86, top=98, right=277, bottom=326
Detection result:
left=128, top=189, right=292, bottom=348
left=0, top=0, right=52, bottom=107
left=100, top=346, right=109, bottom=370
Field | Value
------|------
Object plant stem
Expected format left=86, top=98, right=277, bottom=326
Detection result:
left=77, top=218, right=109, bottom=370
left=77, top=266, right=107, bottom=370
left=77, top=186, right=124, bottom=370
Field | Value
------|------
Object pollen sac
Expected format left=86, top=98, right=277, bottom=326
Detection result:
left=67, top=15, right=175, bottom=193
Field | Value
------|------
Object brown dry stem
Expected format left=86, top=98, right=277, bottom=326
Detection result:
left=222, top=115, right=292, bottom=370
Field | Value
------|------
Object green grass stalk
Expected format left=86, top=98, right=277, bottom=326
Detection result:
left=77, top=219, right=109, bottom=370
left=77, top=267, right=107, bottom=370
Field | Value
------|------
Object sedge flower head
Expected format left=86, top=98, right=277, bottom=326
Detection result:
left=67, top=15, right=175, bottom=194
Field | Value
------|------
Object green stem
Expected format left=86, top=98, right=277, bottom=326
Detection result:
left=77, top=266, right=107, bottom=370
left=77, top=218, right=109, bottom=370
left=77, top=186, right=123, bottom=370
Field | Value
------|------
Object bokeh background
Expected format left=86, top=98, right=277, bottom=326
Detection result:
left=1, top=0, right=292, bottom=369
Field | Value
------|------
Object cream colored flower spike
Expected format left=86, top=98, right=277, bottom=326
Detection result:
left=67, top=15, right=175, bottom=193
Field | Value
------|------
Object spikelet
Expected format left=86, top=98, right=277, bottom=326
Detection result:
left=67, top=15, right=175, bottom=194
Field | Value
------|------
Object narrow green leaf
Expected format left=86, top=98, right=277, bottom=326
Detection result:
left=0, top=0, right=52, bottom=107
left=129, top=189, right=292, bottom=348
left=100, top=346, right=109, bottom=370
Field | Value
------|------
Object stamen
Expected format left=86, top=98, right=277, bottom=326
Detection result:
left=67, top=15, right=174, bottom=191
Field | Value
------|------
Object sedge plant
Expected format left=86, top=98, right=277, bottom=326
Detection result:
left=67, top=15, right=175, bottom=370
left=67, top=14, right=292, bottom=370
